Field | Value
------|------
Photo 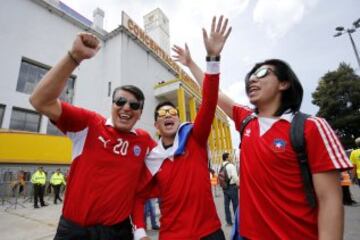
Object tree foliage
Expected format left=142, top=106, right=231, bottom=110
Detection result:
left=312, top=63, right=360, bottom=149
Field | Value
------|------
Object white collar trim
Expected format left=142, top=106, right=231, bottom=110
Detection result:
left=255, top=112, right=294, bottom=136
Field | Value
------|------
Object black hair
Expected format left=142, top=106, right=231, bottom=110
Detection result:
left=112, top=85, right=145, bottom=109
left=222, top=152, right=229, bottom=161
left=154, top=101, right=176, bottom=121
left=245, top=59, right=303, bottom=116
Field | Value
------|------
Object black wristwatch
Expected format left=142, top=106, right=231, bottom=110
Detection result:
left=206, top=55, right=221, bottom=62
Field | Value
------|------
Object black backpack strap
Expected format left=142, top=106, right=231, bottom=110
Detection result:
left=290, top=112, right=316, bottom=208
left=239, top=114, right=256, bottom=148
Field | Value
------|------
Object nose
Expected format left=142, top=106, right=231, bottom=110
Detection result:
left=249, top=76, right=259, bottom=83
left=121, top=102, right=132, bottom=111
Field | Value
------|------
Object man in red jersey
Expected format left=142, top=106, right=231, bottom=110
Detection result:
left=132, top=16, right=231, bottom=240
left=173, top=47, right=353, bottom=240
left=30, top=32, right=155, bottom=240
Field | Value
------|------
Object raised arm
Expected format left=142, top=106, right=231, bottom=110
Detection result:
left=188, top=16, right=232, bottom=145
left=29, top=33, right=100, bottom=122
left=172, top=36, right=236, bottom=119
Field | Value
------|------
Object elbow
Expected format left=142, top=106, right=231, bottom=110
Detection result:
left=29, top=95, right=40, bottom=111
left=29, top=94, right=48, bottom=113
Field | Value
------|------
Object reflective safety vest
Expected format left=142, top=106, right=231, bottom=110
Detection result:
left=341, top=171, right=351, bottom=186
left=50, top=173, right=66, bottom=186
left=31, top=171, right=46, bottom=185
left=210, top=174, right=218, bottom=186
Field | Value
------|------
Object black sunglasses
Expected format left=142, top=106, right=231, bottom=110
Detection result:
left=113, top=97, right=142, bottom=110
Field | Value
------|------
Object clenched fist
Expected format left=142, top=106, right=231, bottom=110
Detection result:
left=70, top=32, right=101, bottom=64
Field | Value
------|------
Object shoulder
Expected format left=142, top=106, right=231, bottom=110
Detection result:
left=303, top=116, right=337, bottom=146
left=134, top=128, right=151, bottom=137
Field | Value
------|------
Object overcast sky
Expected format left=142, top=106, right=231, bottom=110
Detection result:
left=61, top=0, right=360, bottom=145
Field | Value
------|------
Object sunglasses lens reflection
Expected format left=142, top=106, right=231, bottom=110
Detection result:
left=255, top=68, right=268, bottom=78
left=157, top=108, right=178, bottom=118
left=114, top=97, right=141, bottom=110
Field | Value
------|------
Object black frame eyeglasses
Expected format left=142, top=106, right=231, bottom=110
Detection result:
left=113, top=97, right=142, bottom=110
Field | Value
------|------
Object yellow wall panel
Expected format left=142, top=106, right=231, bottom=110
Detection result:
left=0, top=132, right=72, bottom=164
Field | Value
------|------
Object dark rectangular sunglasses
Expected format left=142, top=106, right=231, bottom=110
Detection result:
left=113, top=97, right=142, bottom=110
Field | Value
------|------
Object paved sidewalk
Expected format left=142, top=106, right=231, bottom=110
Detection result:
left=1, top=186, right=359, bottom=240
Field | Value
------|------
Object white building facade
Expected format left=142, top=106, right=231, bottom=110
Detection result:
left=0, top=0, right=233, bottom=166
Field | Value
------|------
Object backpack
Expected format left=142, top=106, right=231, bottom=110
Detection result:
left=239, top=111, right=316, bottom=208
left=218, top=162, right=231, bottom=189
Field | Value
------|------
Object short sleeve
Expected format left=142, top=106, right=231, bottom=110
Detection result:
left=232, top=105, right=253, bottom=131
left=55, top=101, right=96, bottom=134
left=305, top=117, right=353, bottom=173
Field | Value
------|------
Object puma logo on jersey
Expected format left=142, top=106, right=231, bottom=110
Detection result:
left=98, top=136, right=111, bottom=148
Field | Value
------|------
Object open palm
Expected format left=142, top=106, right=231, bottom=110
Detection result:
left=203, top=16, right=232, bottom=57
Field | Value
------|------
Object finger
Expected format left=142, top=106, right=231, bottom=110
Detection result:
left=224, top=26, right=232, bottom=41
left=95, top=43, right=101, bottom=52
left=82, top=34, right=98, bottom=49
left=216, top=15, right=224, bottom=33
left=211, top=16, right=216, bottom=33
left=185, top=43, right=189, bottom=52
left=171, top=47, right=181, bottom=54
left=173, top=44, right=181, bottom=50
left=220, top=18, right=228, bottom=35
left=202, top=28, right=209, bottom=44
left=172, top=55, right=180, bottom=61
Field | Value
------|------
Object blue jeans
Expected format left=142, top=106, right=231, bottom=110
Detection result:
left=144, top=199, right=158, bottom=228
left=223, top=184, right=238, bottom=224
left=230, top=207, right=244, bottom=240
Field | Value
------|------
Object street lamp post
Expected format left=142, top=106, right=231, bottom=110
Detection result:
left=334, top=18, right=360, bottom=69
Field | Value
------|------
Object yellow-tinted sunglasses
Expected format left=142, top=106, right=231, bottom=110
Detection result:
left=157, top=108, right=178, bottom=118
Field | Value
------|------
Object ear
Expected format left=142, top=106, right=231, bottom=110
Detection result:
left=279, top=81, right=290, bottom=91
left=154, top=121, right=159, bottom=129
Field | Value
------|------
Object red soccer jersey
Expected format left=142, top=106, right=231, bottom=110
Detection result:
left=132, top=73, right=221, bottom=240
left=233, top=105, right=352, bottom=240
left=56, top=102, right=155, bottom=226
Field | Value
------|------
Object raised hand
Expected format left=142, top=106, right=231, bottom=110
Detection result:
left=70, top=32, right=101, bottom=63
left=172, top=44, right=193, bottom=67
left=202, top=16, right=232, bottom=57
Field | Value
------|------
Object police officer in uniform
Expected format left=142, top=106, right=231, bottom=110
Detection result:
left=31, top=167, right=47, bottom=208
left=50, top=169, right=66, bottom=204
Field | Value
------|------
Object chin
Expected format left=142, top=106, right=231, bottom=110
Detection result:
left=115, top=124, right=132, bottom=132
left=249, top=96, right=260, bottom=104
left=162, top=130, right=177, bottom=138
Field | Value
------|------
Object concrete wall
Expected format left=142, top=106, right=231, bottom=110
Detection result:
left=0, top=0, right=177, bottom=138
left=0, top=0, right=106, bottom=133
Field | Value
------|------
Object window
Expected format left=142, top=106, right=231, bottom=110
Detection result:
left=0, top=104, right=5, bottom=128
left=46, top=120, right=63, bottom=136
left=16, top=58, right=76, bottom=103
left=10, top=108, right=41, bottom=132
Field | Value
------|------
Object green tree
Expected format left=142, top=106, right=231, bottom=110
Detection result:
left=312, top=63, right=360, bottom=149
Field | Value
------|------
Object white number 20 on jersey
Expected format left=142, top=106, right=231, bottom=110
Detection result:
left=113, top=138, right=129, bottom=156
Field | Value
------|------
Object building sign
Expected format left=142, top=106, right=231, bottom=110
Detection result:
left=121, top=12, right=200, bottom=94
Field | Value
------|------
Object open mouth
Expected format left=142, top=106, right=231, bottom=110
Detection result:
left=248, top=86, right=260, bottom=96
left=118, top=113, right=132, bottom=122
left=164, top=120, right=175, bottom=128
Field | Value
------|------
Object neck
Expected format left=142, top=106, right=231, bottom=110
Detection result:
left=257, top=96, right=281, bottom=118
left=161, top=136, right=174, bottom=147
